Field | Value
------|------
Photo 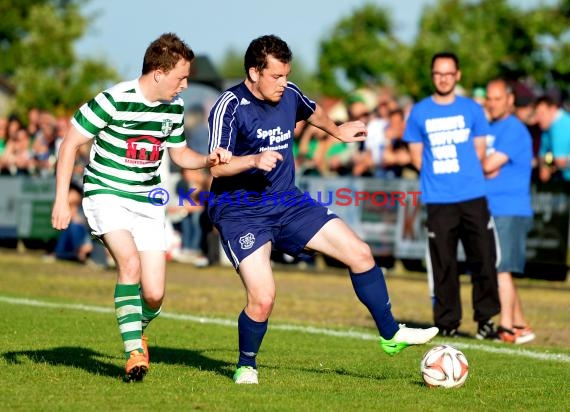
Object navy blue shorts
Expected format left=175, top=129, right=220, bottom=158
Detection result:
left=213, top=196, right=338, bottom=269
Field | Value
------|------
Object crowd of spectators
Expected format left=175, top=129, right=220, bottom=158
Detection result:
left=0, top=108, right=72, bottom=178
left=1, top=81, right=568, bottom=267
left=294, top=87, right=418, bottom=179
left=293, top=84, right=568, bottom=185
left=1, top=83, right=566, bottom=184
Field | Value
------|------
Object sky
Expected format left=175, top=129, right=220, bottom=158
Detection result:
left=77, top=0, right=555, bottom=80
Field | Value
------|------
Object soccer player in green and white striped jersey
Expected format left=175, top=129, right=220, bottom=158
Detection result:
left=51, top=33, right=231, bottom=382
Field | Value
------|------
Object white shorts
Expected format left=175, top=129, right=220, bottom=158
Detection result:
left=82, top=194, right=167, bottom=251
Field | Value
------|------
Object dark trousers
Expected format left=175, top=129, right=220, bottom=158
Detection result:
left=426, top=197, right=500, bottom=330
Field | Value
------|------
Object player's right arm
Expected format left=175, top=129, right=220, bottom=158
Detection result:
left=210, top=151, right=283, bottom=178
left=402, top=105, right=424, bottom=171
left=208, top=91, right=284, bottom=178
left=51, top=125, right=91, bottom=230
left=407, top=142, right=423, bottom=171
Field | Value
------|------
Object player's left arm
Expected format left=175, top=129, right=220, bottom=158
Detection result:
left=168, top=146, right=231, bottom=170
left=307, top=104, right=367, bottom=143
left=407, top=142, right=423, bottom=171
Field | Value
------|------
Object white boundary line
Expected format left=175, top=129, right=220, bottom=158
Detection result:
left=2, top=295, right=569, bottom=364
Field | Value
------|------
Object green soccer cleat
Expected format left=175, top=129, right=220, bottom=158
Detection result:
left=380, top=324, right=439, bottom=356
left=233, top=366, right=259, bottom=384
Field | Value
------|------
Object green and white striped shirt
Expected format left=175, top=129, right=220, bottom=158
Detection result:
left=72, top=79, right=186, bottom=203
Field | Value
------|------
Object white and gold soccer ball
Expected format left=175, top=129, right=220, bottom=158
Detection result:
left=420, top=344, right=469, bottom=388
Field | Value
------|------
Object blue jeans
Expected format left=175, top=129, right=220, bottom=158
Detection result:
left=180, top=212, right=202, bottom=251
left=54, top=222, right=91, bottom=261
left=494, top=216, right=533, bottom=274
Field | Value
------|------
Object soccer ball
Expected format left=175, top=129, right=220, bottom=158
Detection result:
left=420, top=344, right=469, bottom=388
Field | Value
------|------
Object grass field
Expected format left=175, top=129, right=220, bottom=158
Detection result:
left=1, top=250, right=569, bottom=411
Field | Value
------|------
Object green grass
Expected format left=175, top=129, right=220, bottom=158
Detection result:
left=1, top=251, right=569, bottom=411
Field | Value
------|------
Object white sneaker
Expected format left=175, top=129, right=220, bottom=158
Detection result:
left=233, top=366, right=258, bottom=384
left=514, top=325, right=536, bottom=344
left=380, top=324, right=439, bottom=355
left=193, top=256, right=209, bottom=268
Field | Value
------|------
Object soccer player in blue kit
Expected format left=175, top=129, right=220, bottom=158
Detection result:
left=207, top=35, right=438, bottom=384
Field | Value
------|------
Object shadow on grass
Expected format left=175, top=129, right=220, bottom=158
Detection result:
left=151, top=346, right=233, bottom=379
left=3, top=344, right=423, bottom=382
left=2, top=346, right=124, bottom=378
left=2, top=345, right=234, bottom=380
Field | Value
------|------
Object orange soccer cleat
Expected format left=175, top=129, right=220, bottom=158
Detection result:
left=125, top=350, right=149, bottom=382
left=141, top=334, right=150, bottom=363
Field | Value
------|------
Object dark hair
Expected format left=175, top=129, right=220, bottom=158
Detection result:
left=244, top=35, right=292, bottom=80
left=142, top=33, right=194, bottom=75
left=431, top=52, right=459, bottom=71
left=69, top=180, right=83, bottom=196
left=534, top=95, right=559, bottom=108
left=7, top=113, right=22, bottom=124
left=388, top=108, right=405, bottom=119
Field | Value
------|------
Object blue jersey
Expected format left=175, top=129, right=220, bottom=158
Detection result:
left=403, top=96, right=489, bottom=204
left=208, top=81, right=316, bottom=220
left=486, top=115, right=533, bottom=217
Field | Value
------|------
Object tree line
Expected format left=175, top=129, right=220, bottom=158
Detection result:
left=2, top=0, right=569, bottom=117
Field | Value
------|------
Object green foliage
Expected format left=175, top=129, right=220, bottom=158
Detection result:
left=289, top=57, right=322, bottom=98
left=217, top=48, right=244, bottom=81
left=524, top=0, right=570, bottom=87
left=310, top=0, right=570, bottom=100
left=316, top=3, right=406, bottom=98
left=0, top=0, right=118, bottom=117
left=411, top=0, right=539, bottom=97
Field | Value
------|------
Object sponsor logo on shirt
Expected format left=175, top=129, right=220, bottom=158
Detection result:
left=125, top=135, right=161, bottom=165
left=256, top=126, right=292, bottom=151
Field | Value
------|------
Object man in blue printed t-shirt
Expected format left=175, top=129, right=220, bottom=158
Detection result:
left=403, top=52, right=500, bottom=340
left=483, top=78, right=535, bottom=345
left=207, top=34, right=438, bottom=385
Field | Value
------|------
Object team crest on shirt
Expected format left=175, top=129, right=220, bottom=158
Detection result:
left=239, top=233, right=255, bottom=250
left=161, top=119, right=173, bottom=136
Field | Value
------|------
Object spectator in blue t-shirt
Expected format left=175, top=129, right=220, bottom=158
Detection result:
left=403, top=52, right=500, bottom=340
left=483, top=79, right=535, bottom=345
left=534, top=95, right=570, bottom=183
